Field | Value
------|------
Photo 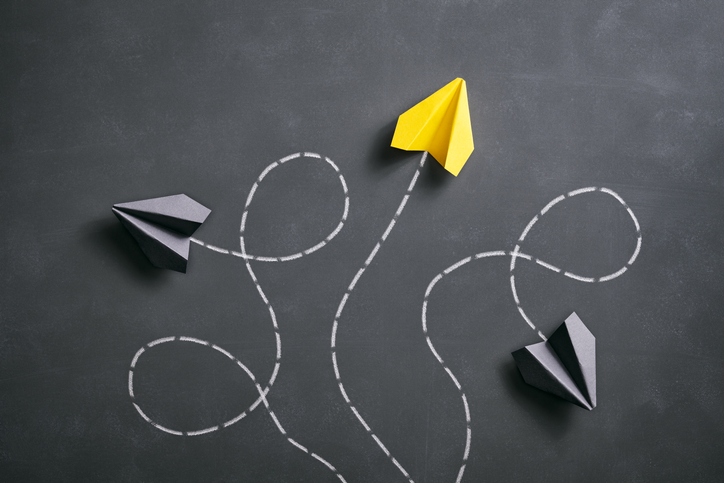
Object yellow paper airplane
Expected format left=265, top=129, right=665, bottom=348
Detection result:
left=391, top=78, right=474, bottom=176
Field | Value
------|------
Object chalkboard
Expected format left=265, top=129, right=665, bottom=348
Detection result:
left=2, top=1, right=723, bottom=481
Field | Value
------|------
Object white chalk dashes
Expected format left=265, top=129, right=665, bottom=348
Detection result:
left=508, top=187, right=642, bottom=337
left=126, top=147, right=642, bottom=483
left=190, top=153, right=349, bottom=262
left=331, top=152, right=427, bottom=483
left=129, top=337, right=345, bottom=481
left=129, top=153, right=349, bottom=482
left=421, top=252, right=508, bottom=483
left=421, top=187, right=641, bottom=481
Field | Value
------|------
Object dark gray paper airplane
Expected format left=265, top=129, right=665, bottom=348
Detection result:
left=512, top=312, right=596, bottom=410
left=112, top=194, right=211, bottom=273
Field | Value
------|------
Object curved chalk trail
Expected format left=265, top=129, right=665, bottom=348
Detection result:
left=129, top=152, right=349, bottom=482
left=126, top=149, right=642, bottom=483
left=331, top=152, right=428, bottom=483
left=509, top=187, right=642, bottom=340
left=422, top=187, right=642, bottom=482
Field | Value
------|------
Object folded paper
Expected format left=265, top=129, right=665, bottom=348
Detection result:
left=112, top=194, right=211, bottom=273
left=512, top=312, right=596, bottom=410
left=391, top=78, right=474, bottom=176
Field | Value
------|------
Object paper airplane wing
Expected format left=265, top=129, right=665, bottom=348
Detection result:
left=391, top=78, right=474, bottom=176
left=113, top=194, right=211, bottom=236
left=512, top=312, right=597, bottom=410
left=112, top=207, right=191, bottom=273
left=512, top=341, right=593, bottom=410
left=548, top=312, right=597, bottom=407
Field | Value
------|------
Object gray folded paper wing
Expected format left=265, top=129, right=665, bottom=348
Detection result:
left=112, top=194, right=211, bottom=273
left=512, top=312, right=596, bottom=410
left=113, top=194, right=211, bottom=236
left=548, top=312, right=596, bottom=408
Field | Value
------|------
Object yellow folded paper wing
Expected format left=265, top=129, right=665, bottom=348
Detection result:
left=391, top=78, right=474, bottom=176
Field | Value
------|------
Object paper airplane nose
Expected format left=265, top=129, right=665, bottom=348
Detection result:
left=112, top=194, right=211, bottom=273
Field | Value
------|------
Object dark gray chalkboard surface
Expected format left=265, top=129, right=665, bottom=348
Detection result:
left=2, top=1, right=723, bottom=481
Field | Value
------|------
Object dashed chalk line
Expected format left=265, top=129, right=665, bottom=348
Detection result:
left=130, top=152, right=349, bottom=482
left=128, top=148, right=641, bottom=483
left=422, top=186, right=641, bottom=481
left=508, top=186, right=642, bottom=339
left=422, top=251, right=507, bottom=483
left=331, top=152, right=427, bottom=483
left=129, top=337, right=345, bottom=481
left=190, top=153, right=349, bottom=262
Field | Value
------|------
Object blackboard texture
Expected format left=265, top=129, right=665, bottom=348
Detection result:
left=2, top=1, right=724, bottom=482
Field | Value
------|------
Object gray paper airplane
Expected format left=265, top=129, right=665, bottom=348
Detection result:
left=112, top=194, right=211, bottom=273
left=512, top=312, right=596, bottom=410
